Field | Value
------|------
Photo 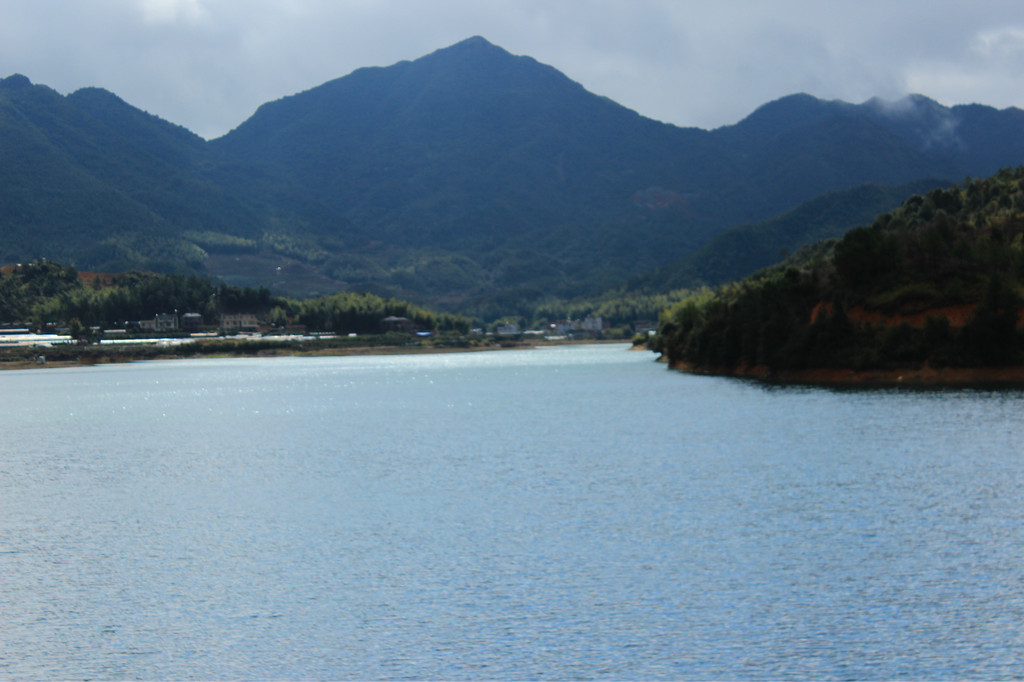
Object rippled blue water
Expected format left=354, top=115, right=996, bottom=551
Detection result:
left=2, top=343, right=1023, bottom=679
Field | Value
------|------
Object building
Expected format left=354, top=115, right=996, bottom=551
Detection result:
left=549, top=320, right=574, bottom=337
left=219, top=313, right=261, bottom=332
left=634, top=320, right=657, bottom=335
left=380, top=316, right=416, bottom=333
left=146, top=313, right=178, bottom=332
left=180, top=313, right=204, bottom=332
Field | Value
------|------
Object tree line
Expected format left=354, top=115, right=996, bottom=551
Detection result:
left=653, top=167, right=1024, bottom=371
left=0, top=260, right=470, bottom=335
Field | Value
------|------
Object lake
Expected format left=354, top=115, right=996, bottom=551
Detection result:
left=2, top=343, right=1023, bottom=679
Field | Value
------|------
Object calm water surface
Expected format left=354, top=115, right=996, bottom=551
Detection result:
left=1, top=344, right=1023, bottom=679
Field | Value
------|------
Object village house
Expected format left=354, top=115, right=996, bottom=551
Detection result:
left=219, top=312, right=261, bottom=332
left=380, top=316, right=416, bottom=333
left=549, top=320, right=574, bottom=337
left=154, top=313, right=178, bottom=332
left=180, top=312, right=204, bottom=332
left=548, top=316, right=605, bottom=339
left=582, top=316, right=604, bottom=333
left=634, top=320, right=657, bottom=335
left=139, top=313, right=179, bottom=332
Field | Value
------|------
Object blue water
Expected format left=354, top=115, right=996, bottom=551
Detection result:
left=1, top=344, right=1023, bottom=679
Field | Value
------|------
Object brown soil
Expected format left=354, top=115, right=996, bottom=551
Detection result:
left=810, top=301, right=978, bottom=328
left=847, top=303, right=977, bottom=328
left=811, top=301, right=1024, bottom=329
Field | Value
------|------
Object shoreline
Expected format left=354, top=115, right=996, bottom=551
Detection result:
left=668, top=359, right=1024, bottom=387
left=0, top=337, right=628, bottom=371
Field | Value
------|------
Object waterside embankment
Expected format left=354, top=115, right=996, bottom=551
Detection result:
left=668, top=358, right=1024, bottom=387
left=0, top=337, right=625, bottom=370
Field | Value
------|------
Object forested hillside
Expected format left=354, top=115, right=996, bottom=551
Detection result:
left=636, top=179, right=947, bottom=291
left=654, top=167, right=1024, bottom=375
left=3, top=37, right=1024, bottom=316
left=0, top=261, right=468, bottom=335
left=0, top=74, right=354, bottom=277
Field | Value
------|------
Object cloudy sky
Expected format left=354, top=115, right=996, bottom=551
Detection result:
left=3, top=0, right=1024, bottom=139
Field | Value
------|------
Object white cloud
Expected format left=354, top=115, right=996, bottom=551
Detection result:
left=2, top=1, right=1024, bottom=137
left=902, top=23, right=1024, bottom=111
left=137, top=0, right=209, bottom=25
left=974, top=26, right=1024, bottom=57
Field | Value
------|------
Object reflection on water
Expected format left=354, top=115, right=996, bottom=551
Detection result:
left=2, top=345, right=1023, bottom=679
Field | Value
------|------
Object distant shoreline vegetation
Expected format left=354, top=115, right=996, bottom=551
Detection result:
left=0, top=256, right=695, bottom=349
left=0, top=260, right=640, bottom=368
left=0, top=332, right=591, bottom=370
left=0, top=260, right=471, bottom=338
left=651, top=167, right=1024, bottom=384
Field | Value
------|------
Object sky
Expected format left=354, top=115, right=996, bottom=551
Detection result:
left=3, top=0, right=1024, bottom=139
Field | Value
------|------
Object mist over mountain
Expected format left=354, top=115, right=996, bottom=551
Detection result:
left=2, top=37, right=1023, bottom=313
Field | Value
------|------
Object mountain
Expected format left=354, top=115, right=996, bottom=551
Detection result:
left=3, top=37, right=1024, bottom=313
left=211, top=36, right=722, bottom=246
left=636, top=178, right=949, bottom=291
left=0, top=73, right=331, bottom=274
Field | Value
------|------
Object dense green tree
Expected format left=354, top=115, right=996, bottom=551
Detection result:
left=655, top=168, right=1024, bottom=372
left=0, top=260, right=469, bottom=336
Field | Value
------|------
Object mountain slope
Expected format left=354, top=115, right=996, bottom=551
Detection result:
left=208, top=37, right=1024, bottom=304
left=0, top=75, right=178, bottom=268
left=211, top=36, right=728, bottom=249
left=0, top=73, right=358, bottom=278
left=3, top=37, right=1024, bottom=312
left=639, top=178, right=949, bottom=291
left=654, top=168, right=1024, bottom=378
